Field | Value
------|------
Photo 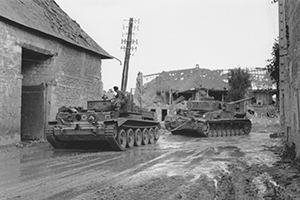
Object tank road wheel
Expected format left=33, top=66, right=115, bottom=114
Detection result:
left=232, top=124, right=237, bottom=136
left=243, top=123, right=251, bottom=135
left=226, top=125, right=231, bottom=137
left=154, top=127, right=160, bottom=141
left=221, top=125, right=226, bottom=137
left=117, top=129, right=127, bottom=149
left=208, top=130, right=213, bottom=137
left=203, top=123, right=210, bottom=137
left=235, top=127, right=239, bottom=135
left=209, top=125, right=213, bottom=137
left=142, top=129, right=149, bottom=145
left=222, top=125, right=228, bottom=137
left=228, top=127, right=232, bottom=136
left=215, top=125, right=220, bottom=137
left=216, top=128, right=222, bottom=137
left=230, top=124, right=235, bottom=136
left=126, top=129, right=135, bottom=148
left=233, top=127, right=238, bottom=136
left=218, top=125, right=223, bottom=137
left=237, top=126, right=243, bottom=136
left=226, top=124, right=230, bottom=136
left=148, top=128, right=155, bottom=144
left=216, top=125, right=223, bottom=137
left=210, top=124, right=216, bottom=137
left=134, top=129, right=142, bottom=146
left=220, top=127, right=224, bottom=137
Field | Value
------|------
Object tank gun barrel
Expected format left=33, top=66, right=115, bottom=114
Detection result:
left=226, top=97, right=254, bottom=105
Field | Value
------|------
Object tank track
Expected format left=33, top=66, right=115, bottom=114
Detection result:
left=46, top=134, right=67, bottom=149
left=46, top=125, right=160, bottom=151
left=167, top=119, right=251, bottom=137
left=203, top=119, right=252, bottom=137
left=104, top=124, right=160, bottom=151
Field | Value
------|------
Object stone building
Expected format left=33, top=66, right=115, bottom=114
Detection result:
left=0, top=0, right=112, bottom=145
left=279, top=0, right=300, bottom=157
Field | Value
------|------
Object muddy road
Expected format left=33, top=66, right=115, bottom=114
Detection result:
left=0, top=123, right=296, bottom=200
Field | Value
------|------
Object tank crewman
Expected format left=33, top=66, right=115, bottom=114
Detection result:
left=113, top=86, right=126, bottom=112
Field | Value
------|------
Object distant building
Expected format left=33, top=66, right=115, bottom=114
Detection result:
left=279, top=0, right=300, bottom=158
left=141, top=66, right=274, bottom=121
left=249, top=89, right=276, bottom=106
left=0, top=0, right=112, bottom=145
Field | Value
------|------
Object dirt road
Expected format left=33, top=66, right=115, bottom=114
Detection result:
left=0, top=120, right=298, bottom=200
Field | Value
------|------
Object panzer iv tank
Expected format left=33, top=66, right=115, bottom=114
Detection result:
left=164, top=97, right=253, bottom=137
left=45, top=95, right=160, bottom=151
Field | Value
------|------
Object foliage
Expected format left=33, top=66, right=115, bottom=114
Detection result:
left=227, top=68, right=251, bottom=101
left=266, top=39, right=279, bottom=89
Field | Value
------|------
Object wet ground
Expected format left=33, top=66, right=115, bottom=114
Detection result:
left=0, top=119, right=299, bottom=200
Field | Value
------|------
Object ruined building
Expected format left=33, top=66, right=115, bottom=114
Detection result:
left=0, top=0, right=112, bottom=145
left=279, top=0, right=300, bottom=157
left=141, top=67, right=274, bottom=121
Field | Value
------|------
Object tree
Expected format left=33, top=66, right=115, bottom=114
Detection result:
left=227, top=68, right=252, bottom=101
left=266, top=39, right=279, bottom=105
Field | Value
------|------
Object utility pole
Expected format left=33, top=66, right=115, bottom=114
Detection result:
left=120, top=18, right=140, bottom=92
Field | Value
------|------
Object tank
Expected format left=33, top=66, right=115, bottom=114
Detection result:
left=164, top=97, right=253, bottom=137
left=45, top=94, right=160, bottom=151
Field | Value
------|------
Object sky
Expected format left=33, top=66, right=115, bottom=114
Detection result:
left=55, top=0, right=279, bottom=91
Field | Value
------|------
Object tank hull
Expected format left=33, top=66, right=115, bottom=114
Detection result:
left=46, top=118, right=160, bottom=151
left=165, top=117, right=251, bottom=137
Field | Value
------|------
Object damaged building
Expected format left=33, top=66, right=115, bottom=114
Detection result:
left=0, top=0, right=112, bottom=145
left=279, top=0, right=300, bottom=158
left=141, top=66, right=274, bottom=121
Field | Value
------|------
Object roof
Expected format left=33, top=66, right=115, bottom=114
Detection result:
left=144, top=67, right=274, bottom=92
left=0, top=0, right=112, bottom=59
left=145, top=67, right=229, bottom=92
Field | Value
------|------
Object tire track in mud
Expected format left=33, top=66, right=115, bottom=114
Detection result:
left=0, top=154, right=124, bottom=200
left=1, top=146, right=209, bottom=200
left=0, top=152, right=121, bottom=186
left=0, top=132, right=283, bottom=200
left=73, top=147, right=230, bottom=200
left=69, top=133, right=283, bottom=200
left=0, top=146, right=174, bottom=200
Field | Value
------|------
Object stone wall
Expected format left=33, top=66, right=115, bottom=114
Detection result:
left=279, top=0, right=300, bottom=157
left=0, top=20, right=104, bottom=145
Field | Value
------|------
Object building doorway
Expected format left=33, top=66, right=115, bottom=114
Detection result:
left=21, top=84, right=46, bottom=140
left=21, top=48, right=51, bottom=140
left=161, top=109, right=167, bottom=121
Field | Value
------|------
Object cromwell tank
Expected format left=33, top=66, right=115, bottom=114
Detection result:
left=45, top=95, right=160, bottom=151
left=164, top=97, right=253, bottom=137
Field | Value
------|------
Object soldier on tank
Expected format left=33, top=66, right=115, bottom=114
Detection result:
left=113, top=86, right=126, bottom=112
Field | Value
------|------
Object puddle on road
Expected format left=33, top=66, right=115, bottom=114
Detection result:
left=0, top=131, right=281, bottom=199
left=118, top=132, right=280, bottom=186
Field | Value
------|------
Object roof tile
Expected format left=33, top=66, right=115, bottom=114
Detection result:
left=0, top=0, right=112, bottom=58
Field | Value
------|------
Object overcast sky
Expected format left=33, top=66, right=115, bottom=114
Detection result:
left=55, top=0, right=278, bottom=91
